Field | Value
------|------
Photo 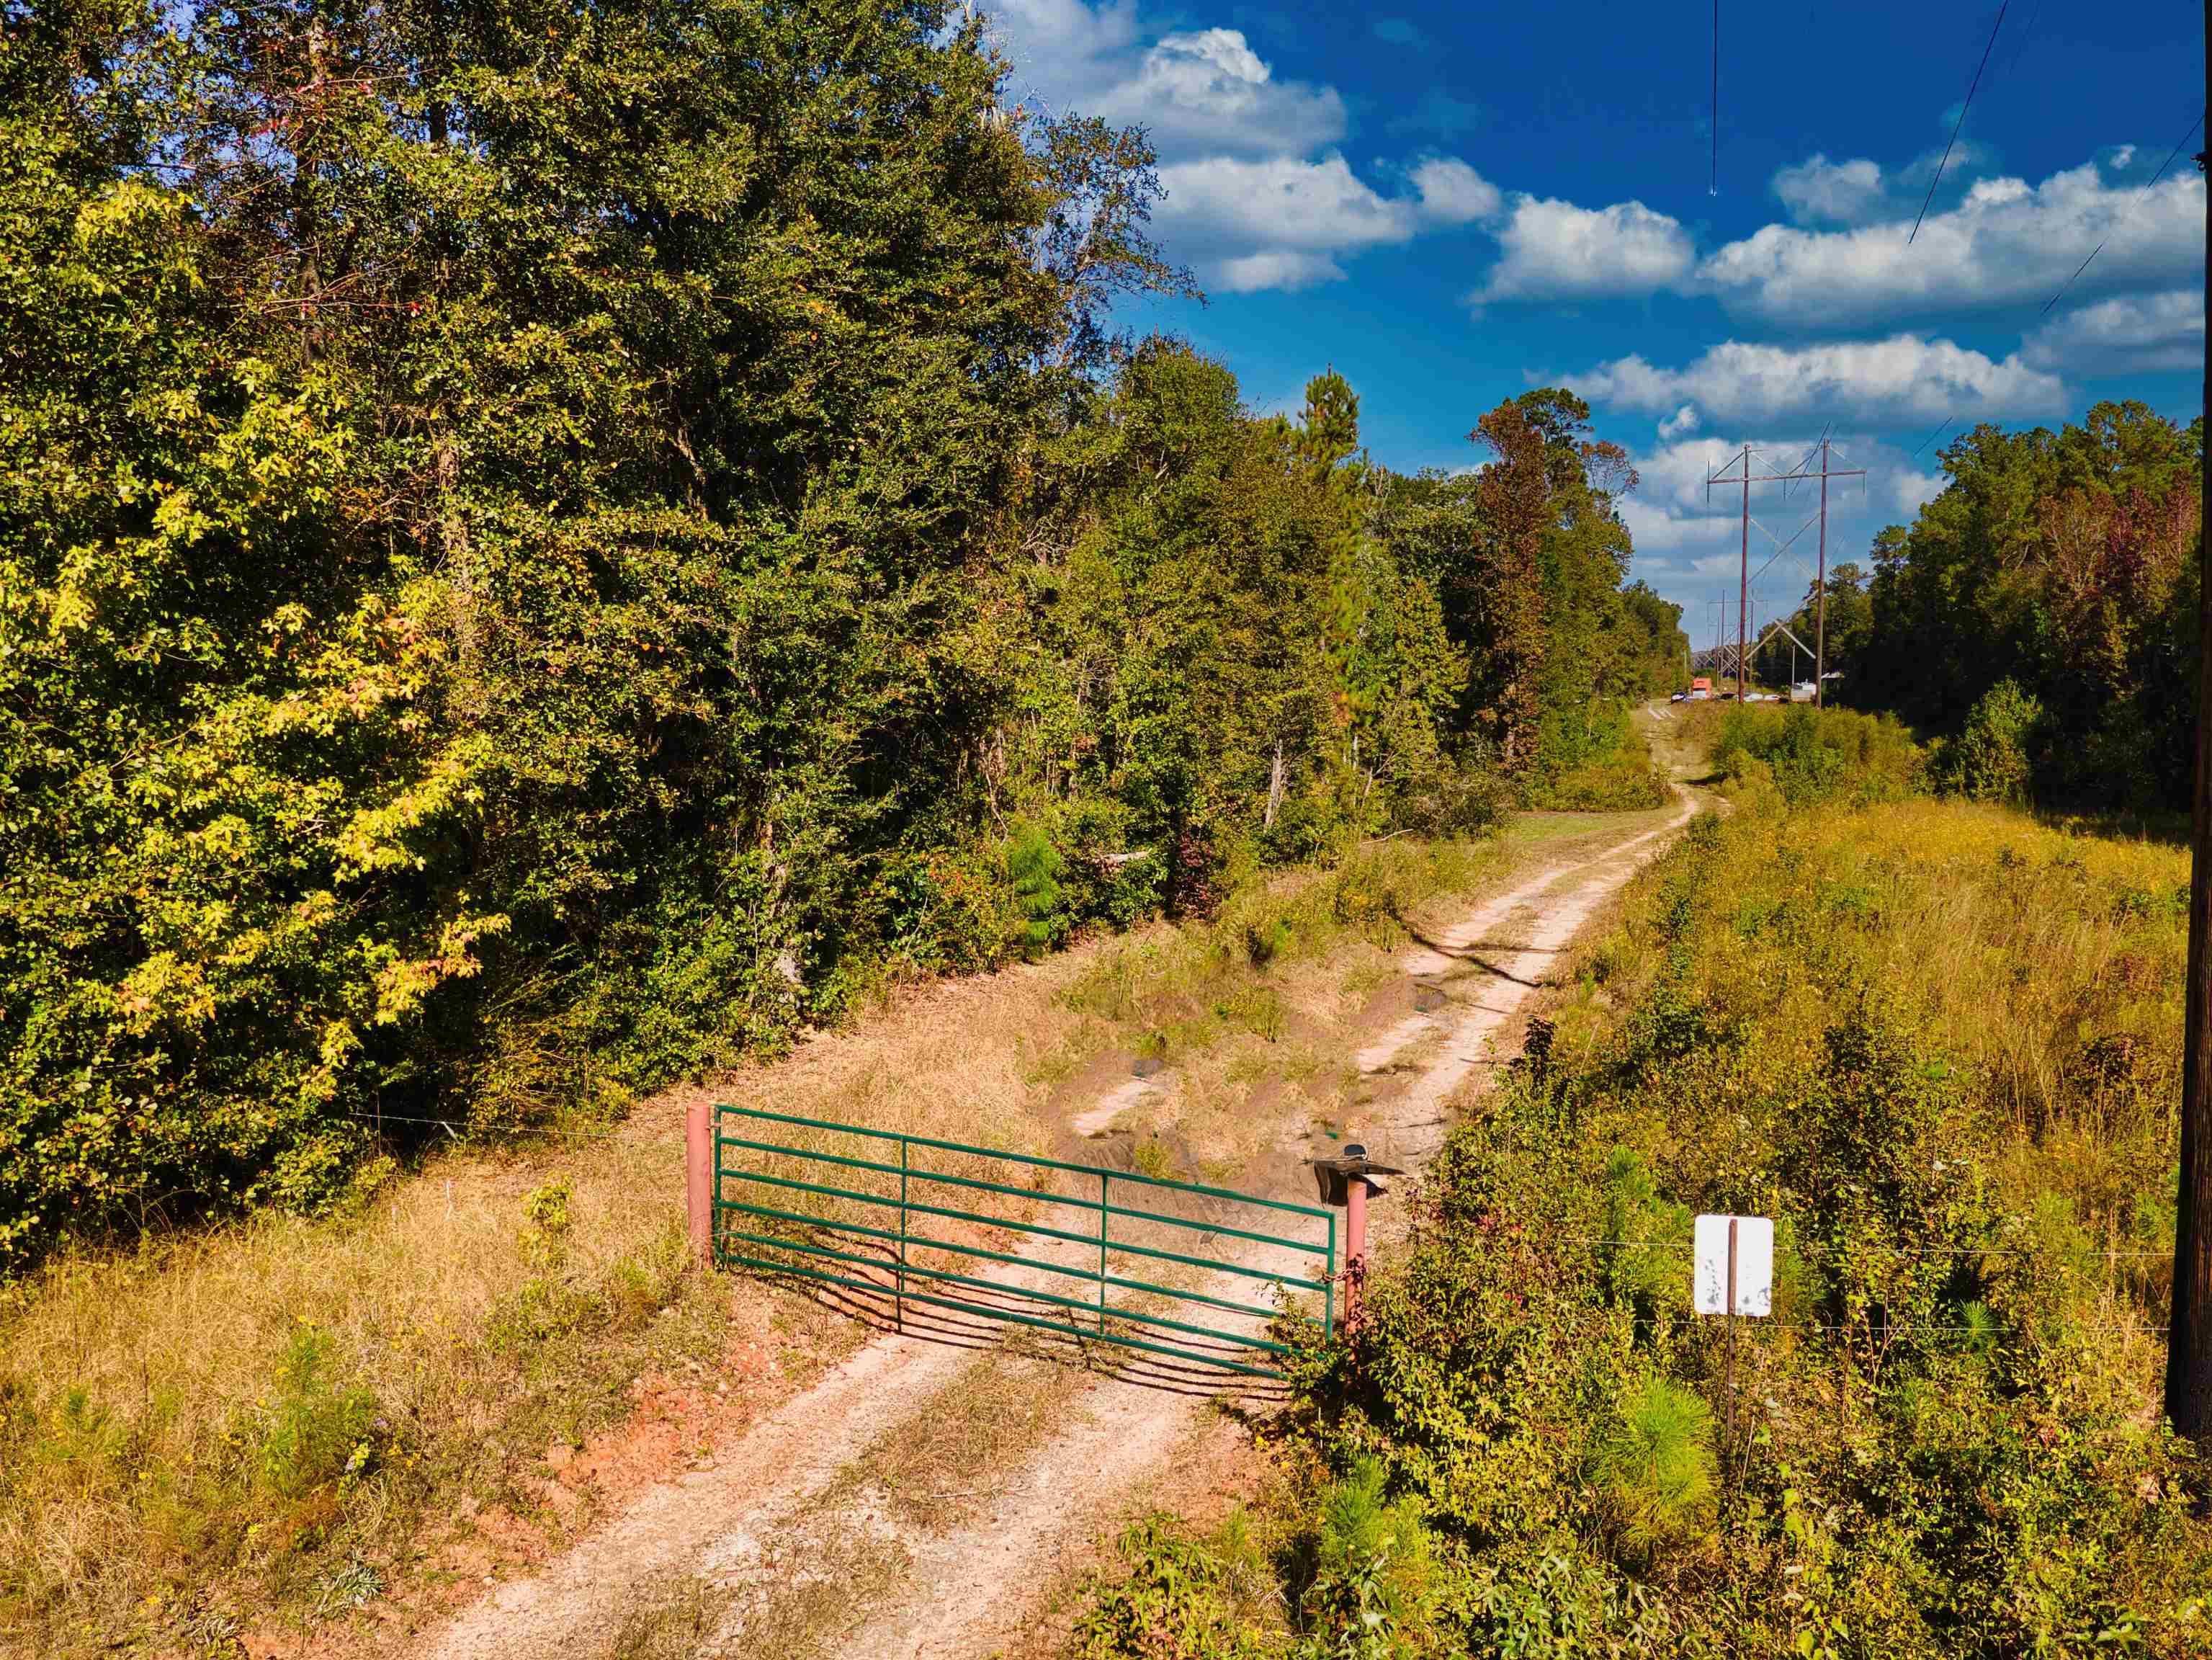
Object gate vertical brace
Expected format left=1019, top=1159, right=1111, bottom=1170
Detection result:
left=1096, top=1172, right=1109, bottom=1334
left=897, top=1141, right=908, bottom=1334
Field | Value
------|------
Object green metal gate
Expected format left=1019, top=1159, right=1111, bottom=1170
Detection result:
left=712, top=1105, right=1335, bottom=1379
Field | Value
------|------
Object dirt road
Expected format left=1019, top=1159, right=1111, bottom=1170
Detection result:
left=407, top=783, right=1697, bottom=1660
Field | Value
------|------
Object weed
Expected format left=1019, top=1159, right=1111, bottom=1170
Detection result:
left=834, top=1354, right=1075, bottom=1530
left=255, top=1325, right=382, bottom=1501
left=1131, top=1138, right=1177, bottom=1182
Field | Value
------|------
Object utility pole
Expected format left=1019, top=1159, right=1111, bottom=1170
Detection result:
left=1791, top=438, right=1863, bottom=705
left=1738, top=445, right=1749, bottom=701
left=1817, top=437, right=1831, bottom=708
left=2165, top=27, right=2211, bottom=1450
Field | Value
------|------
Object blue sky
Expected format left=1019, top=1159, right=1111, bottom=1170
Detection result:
left=982, top=0, right=2206, bottom=635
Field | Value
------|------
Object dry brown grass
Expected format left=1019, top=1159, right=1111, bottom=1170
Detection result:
left=0, top=818, right=1644, bottom=1656
left=833, top=1350, right=1082, bottom=1530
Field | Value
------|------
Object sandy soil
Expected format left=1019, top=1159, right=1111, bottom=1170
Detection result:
left=402, top=782, right=1699, bottom=1660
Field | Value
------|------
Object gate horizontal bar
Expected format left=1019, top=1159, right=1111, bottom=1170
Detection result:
left=719, top=1196, right=1321, bottom=1317
left=715, top=1133, right=1325, bottom=1257
left=716, top=1104, right=1330, bottom=1220
left=717, top=1168, right=1324, bottom=1287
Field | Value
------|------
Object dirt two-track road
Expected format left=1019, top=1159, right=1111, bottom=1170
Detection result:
left=410, top=769, right=1700, bottom=1660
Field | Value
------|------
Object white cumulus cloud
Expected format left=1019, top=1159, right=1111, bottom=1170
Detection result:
left=1158, top=152, right=1504, bottom=291
left=2023, top=288, right=2205, bottom=376
left=1407, top=157, right=1503, bottom=225
left=1097, top=28, right=1346, bottom=159
left=1572, top=336, right=2069, bottom=429
left=1771, top=154, right=1887, bottom=226
left=1477, top=197, right=1694, bottom=303
left=1698, top=159, right=2206, bottom=328
left=985, top=1, right=1499, bottom=294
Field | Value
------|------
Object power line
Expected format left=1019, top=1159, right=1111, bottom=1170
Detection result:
left=1909, top=417, right=1953, bottom=459
left=345, top=1111, right=622, bottom=1141
left=2040, top=110, right=2206, bottom=316
left=1909, top=2, right=2010, bottom=245
left=1711, top=0, right=1721, bottom=195
left=2002, top=0, right=2044, bottom=81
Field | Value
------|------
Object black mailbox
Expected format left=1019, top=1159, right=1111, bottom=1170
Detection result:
left=1309, top=1142, right=1405, bottom=1206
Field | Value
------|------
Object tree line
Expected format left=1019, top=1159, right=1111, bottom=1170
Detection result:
left=0, top=0, right=1681, bottom=1272
left=1770, top=401, right=2202, bottom=809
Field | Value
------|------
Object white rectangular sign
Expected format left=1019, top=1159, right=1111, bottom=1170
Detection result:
left=1693, top=1214, right=1773, bottom=1317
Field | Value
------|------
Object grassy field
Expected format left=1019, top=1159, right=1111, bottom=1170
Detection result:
left=1065, top=759, right=2212, bottom=1656
left=0, top=816, right=1666, bottom=1657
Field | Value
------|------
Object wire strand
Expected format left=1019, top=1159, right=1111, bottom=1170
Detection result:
left=1909, top=417, right=1953, bottom=459
left=2039, top=110, right=2206, bottom=316
left=1909, top=2, right=2009, bottom=245
left=1710, top=0, right=1721, bottom=195
left=345, top=1111, right=621, bottom=1141
left=1492, top=1236, right=2174, bottom=1261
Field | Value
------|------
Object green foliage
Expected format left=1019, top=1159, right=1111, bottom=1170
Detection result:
left=1380, top=395, right=1675, bottom=800
left=1713, top=704, right=1925, bottom=806
left=1834, top=403, right=2202, bottom=811
left=0, top=1, right=1663, bottom=1277
left=1068, top=1514, right=1284, bottom=1660
left=1007, top=822, right=1067, bottom=960
left=1940, top=677, right=2045, bottom=804
left=1163, top=787, right=2212, bottom=1657
left=1299, top=1460, right=1445, bottom=1659
left=1587, top=1374, right=1714, bottom=1560
left=1527, top=710, right=1672, bottom=811
left=255, top=1326, right=381, bottom=1501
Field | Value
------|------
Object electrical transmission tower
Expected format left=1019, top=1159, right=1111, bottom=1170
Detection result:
left=1706, top=442, right=1866, bottom=702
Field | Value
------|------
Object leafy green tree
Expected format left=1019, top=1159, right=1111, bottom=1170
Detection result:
left=1844, top=403, right=2202, bottom=809
left=0, top=1, right=1666, bottom=1275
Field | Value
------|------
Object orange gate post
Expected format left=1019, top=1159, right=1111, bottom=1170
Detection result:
left=687, top=1097, right=712, bottom=1267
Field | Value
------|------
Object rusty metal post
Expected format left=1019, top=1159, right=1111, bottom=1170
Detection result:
left=687, top=1098, right=712, bottom=1269
left=1345, top=1174, right=1369, bottom=1323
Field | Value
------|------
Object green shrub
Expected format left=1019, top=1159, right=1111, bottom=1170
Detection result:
left=255, top=1326, right=380, bottom=1501
left=1299, top=1460, right=1446, bottom=1659
left=1067, top=1514, right=1283, bottom=1660
left=1713, top=703, right=1925, bottom=805
left=1586, top=1375, right=1714, bottom=1560
left=1008, top=821, right=1068, bottom=960
left=1943, top=677, right=2044, bottom=805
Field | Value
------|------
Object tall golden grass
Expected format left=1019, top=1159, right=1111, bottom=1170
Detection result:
left=1570, top=787, right=2188, bottom=1342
